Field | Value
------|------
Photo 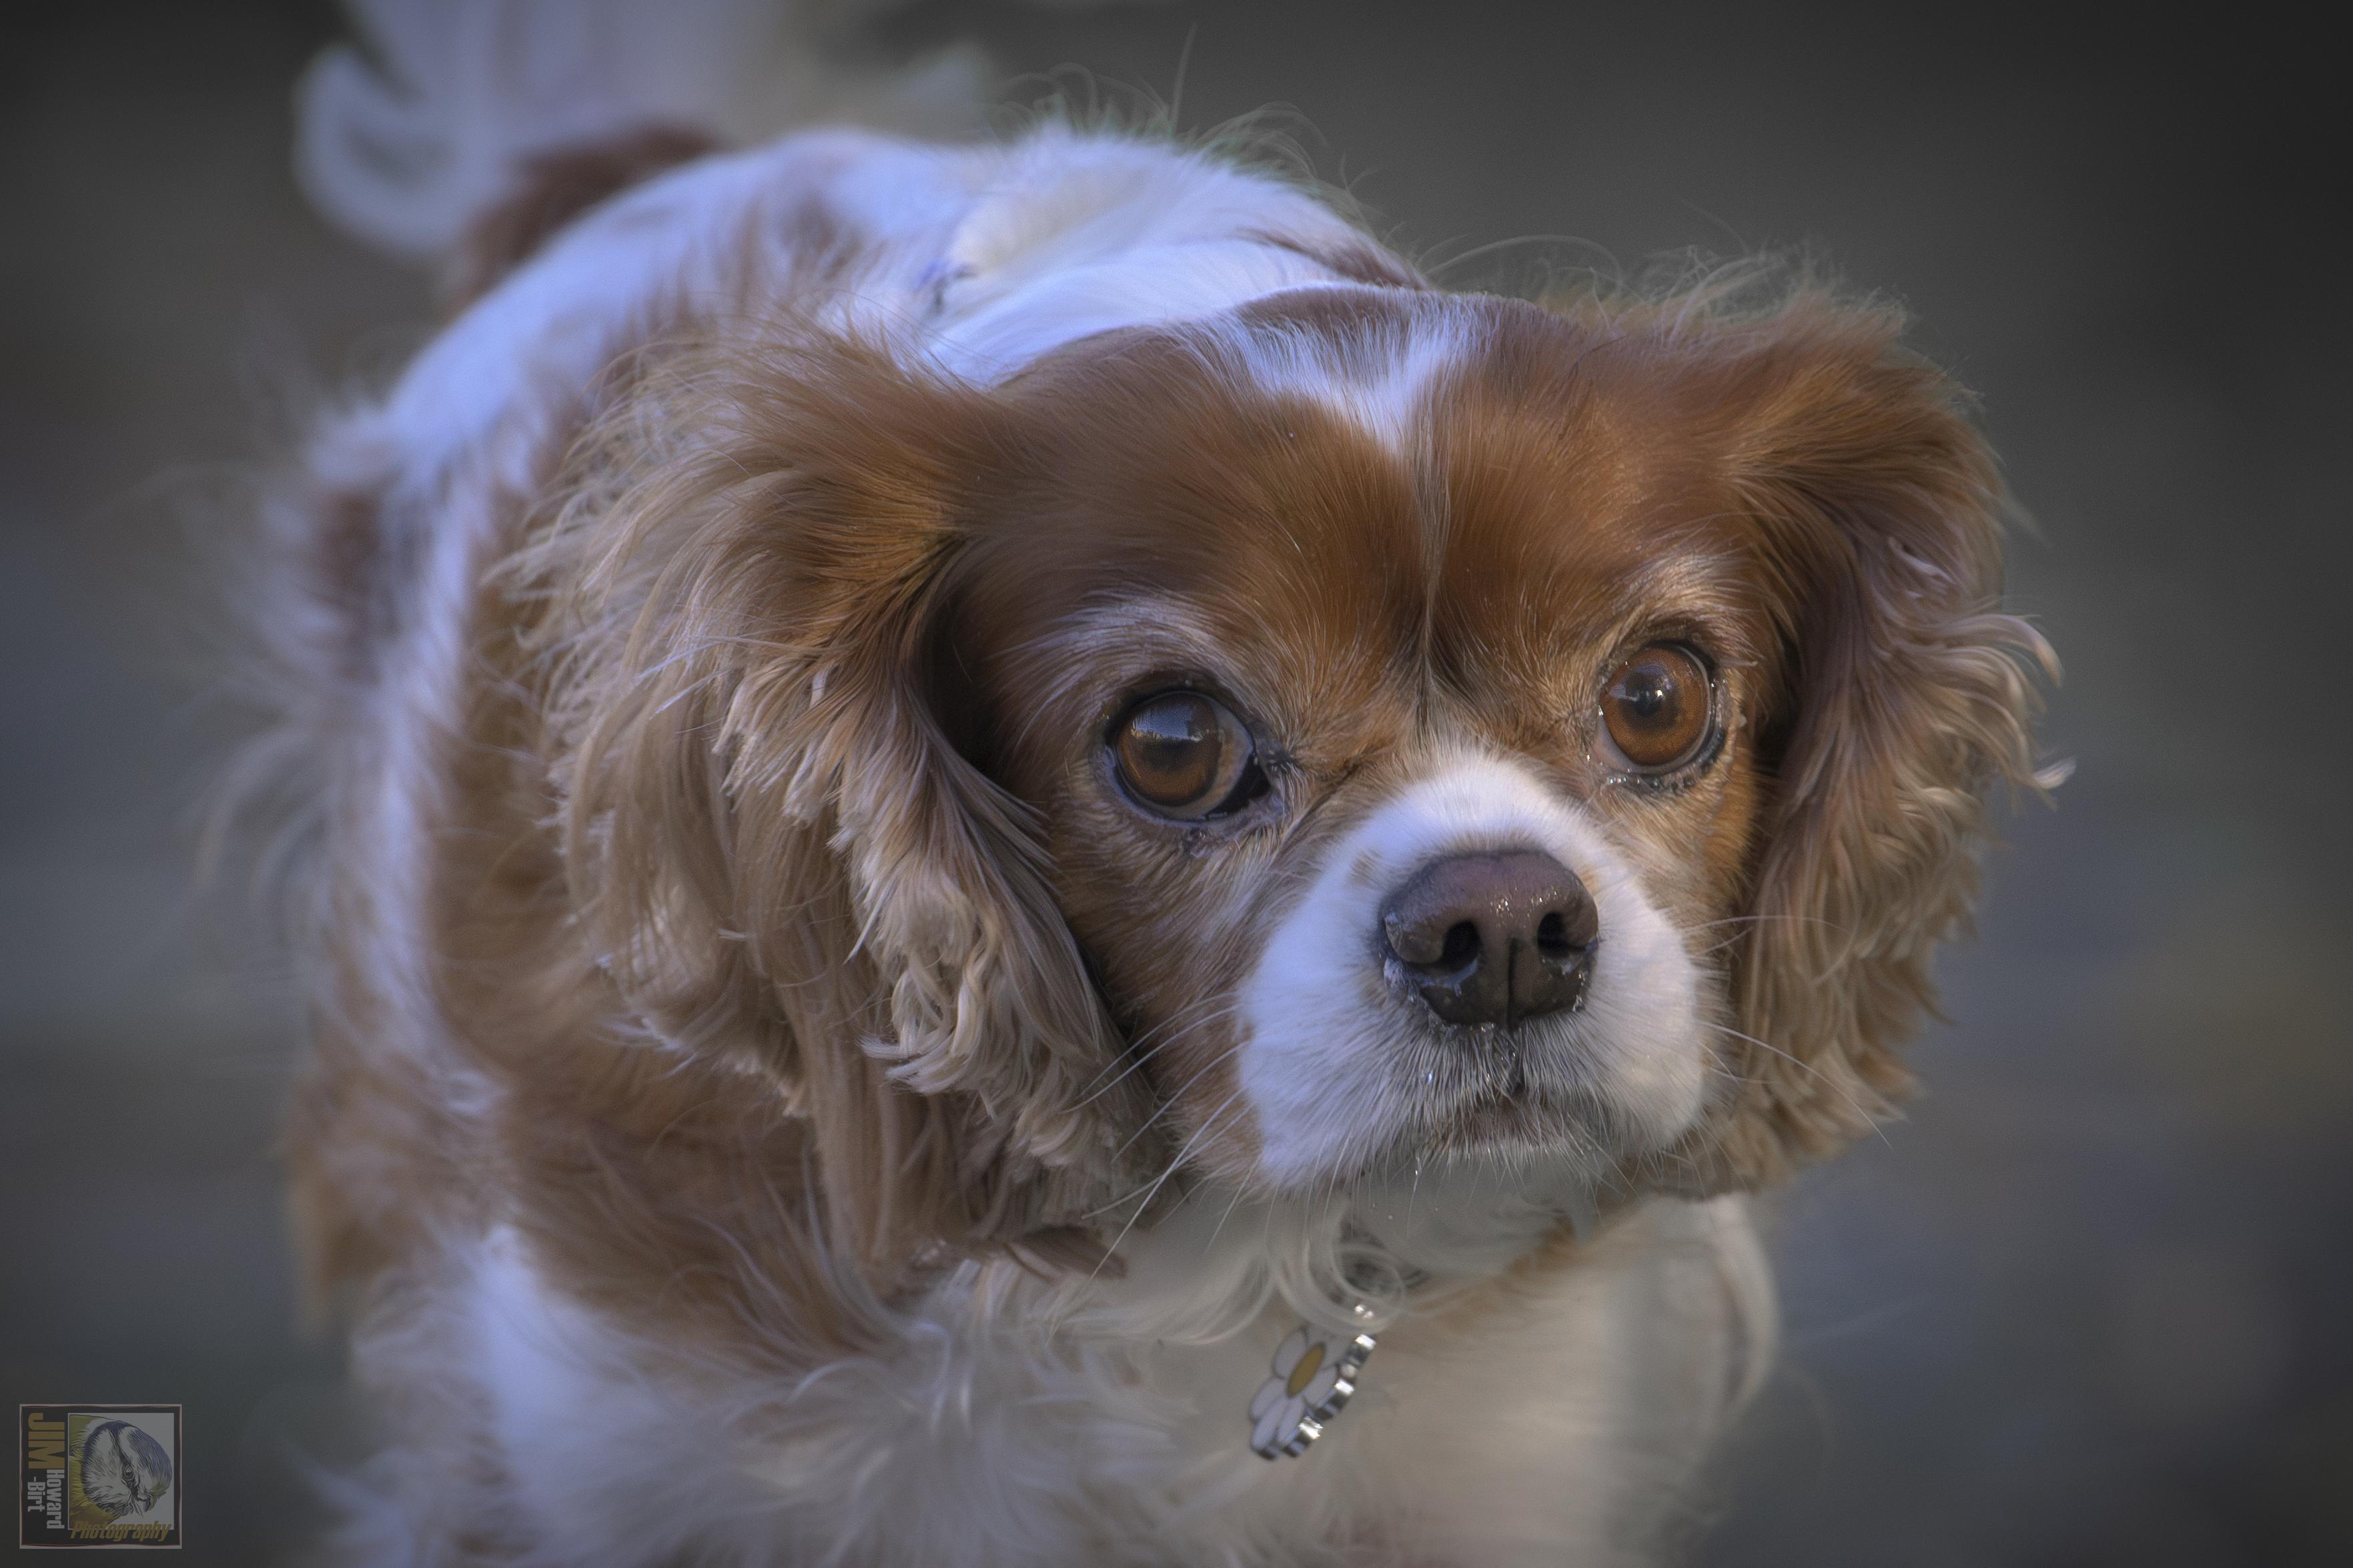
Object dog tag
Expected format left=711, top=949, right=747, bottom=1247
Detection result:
left=1246, top=1304, right=1378, bottom=1459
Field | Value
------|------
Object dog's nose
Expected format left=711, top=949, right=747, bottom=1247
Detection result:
left=1381, top=851, right=1598, bottom=1028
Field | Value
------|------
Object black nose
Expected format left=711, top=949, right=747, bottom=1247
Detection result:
left=1381, top=851, right=1598, bottom=1028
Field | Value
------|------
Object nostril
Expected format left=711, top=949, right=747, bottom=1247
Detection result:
left=1536, top=910, right=1569, bottom=956
left=1438, top=921, right=1480, bottom=970
left=1533, top=899, right=1598, bottom=959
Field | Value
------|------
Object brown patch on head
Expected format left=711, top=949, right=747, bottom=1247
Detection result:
left=448, top=124, right=718, bottom=312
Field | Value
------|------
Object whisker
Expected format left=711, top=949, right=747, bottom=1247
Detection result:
left=1679, top=913, right=1846, bottom=934
left=1088, top=1086, right=1252, bottom=1282
left=1205, top=1179, right=1254, bottom=1251
left=1704, top=1019, right=1891, bottom=1145
left=1103, top=1037, right=1247, bottom=1170
left=1073, top=995, right=1244, bottom=1108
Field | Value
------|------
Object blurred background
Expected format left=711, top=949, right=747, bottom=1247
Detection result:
left=3, top=3, right=2346, bottom=1563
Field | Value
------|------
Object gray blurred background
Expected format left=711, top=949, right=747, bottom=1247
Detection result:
left=3, top=3, right=2346, bottom=1563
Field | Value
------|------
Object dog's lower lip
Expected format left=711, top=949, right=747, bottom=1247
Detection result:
left=1415, top=1080, right=1576, bottom=1148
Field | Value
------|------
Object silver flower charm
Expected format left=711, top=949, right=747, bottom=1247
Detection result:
left=1247, top=1309, right=1377, bottom=1459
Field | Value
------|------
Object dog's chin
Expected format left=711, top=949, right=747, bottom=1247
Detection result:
left=1286, top=1094, right=1636, bottom=1282
left=1246, top=1054, right=1673, bottom=1206
left=1419, top=1087, right=1621, bottom=1166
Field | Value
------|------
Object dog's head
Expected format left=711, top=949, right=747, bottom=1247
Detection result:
left=544, top=279, right=2048, bottom=1277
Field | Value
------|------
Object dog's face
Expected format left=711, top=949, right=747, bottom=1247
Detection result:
left=554, top=283, right=2045, bottom=1264
left=947, top=293, right=1782, bottom=1195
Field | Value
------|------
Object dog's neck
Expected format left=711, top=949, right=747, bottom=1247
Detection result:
left=992, top=1157, right=1616, bottom=1351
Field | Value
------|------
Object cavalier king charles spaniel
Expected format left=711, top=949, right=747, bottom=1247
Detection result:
left=253, top=25, right=2051, bottom=1565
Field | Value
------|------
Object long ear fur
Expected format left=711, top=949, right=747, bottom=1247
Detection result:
left=520, top=331, right=1149, bottom=1278
left=1678, top=292, right=2056, bottom=1187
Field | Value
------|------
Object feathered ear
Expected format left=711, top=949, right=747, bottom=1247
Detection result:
left=1689, top=295, right=2056, bottom=1186
left=534, top=334, right=1146, bottom=1279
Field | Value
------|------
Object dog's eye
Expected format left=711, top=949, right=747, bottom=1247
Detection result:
left=1600, top=645, right=1713, bottom=773
left=1111, top=692, right=1264, bottom=819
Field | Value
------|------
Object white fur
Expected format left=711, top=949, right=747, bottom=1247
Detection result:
left=450, top=1193, right=1769, bottom=1568
left=1217, top=301, right=1480, bottom=455
left=296, top=0, right=991, bottom=256
left=1240, top=754, right=1714, bottom=1191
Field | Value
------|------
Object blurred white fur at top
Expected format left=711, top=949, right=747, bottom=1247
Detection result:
left=298, top=0, right=1027, bottom=258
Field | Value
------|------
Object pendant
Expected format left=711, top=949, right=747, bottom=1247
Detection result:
left=1246, top=1305, right=1378, bottom=1459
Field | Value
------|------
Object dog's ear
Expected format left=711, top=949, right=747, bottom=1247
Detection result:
left=540, top=334, right=1146, bottom=1279
left=1685, top=297, right=2055, bottom=1185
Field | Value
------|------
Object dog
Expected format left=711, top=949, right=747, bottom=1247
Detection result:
left=252, top=9, right=2051, bottom=1563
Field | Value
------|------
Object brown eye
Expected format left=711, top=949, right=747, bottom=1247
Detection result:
left=1111, top=692, right=1262, bottom=820
left=1600, top=645, right=1714, bottom=773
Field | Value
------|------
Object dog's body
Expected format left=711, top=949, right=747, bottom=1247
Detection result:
left=262, top=93, right=2044, bottom=1568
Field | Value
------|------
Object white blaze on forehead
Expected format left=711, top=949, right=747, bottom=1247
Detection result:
left=1235, top=756, right=1711, bottom=1189
left=1210, top=303, right=1478, bottom=458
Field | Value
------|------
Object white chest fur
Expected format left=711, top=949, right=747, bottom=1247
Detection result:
left=459, top=1193, right=1769, bottom=1567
